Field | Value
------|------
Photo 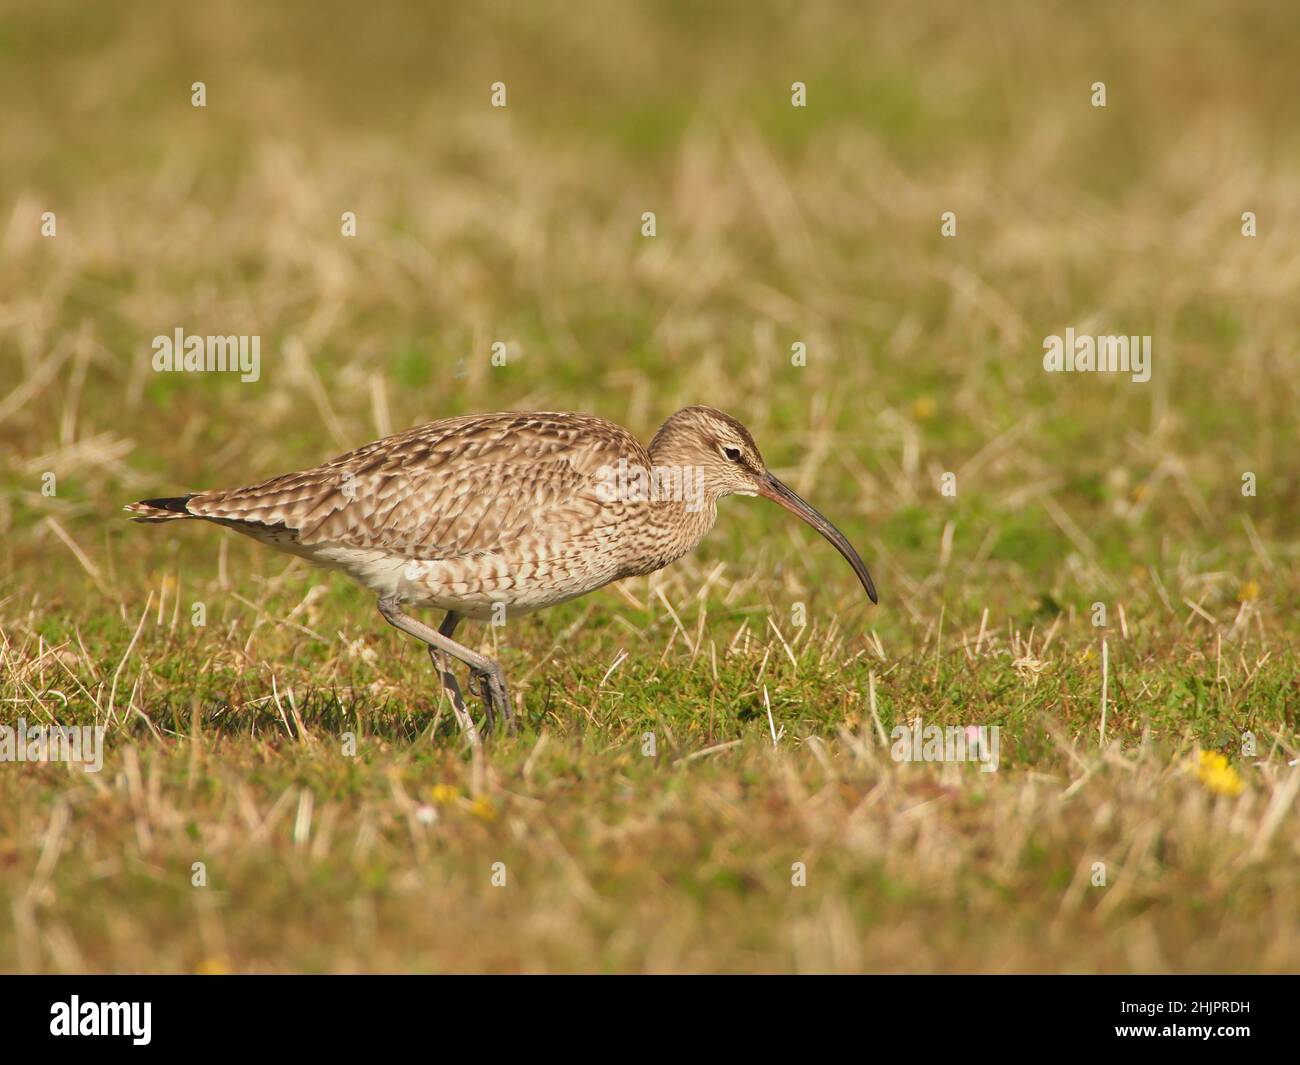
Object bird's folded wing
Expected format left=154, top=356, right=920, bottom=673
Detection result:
left=183, top=412, right=643, bottom=559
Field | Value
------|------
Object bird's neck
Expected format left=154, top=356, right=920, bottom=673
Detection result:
left=619, top=493, right=719, bottom=578
left=608, top=449, right=722, bottom=574
left=608, top=442, right=718, bottom=575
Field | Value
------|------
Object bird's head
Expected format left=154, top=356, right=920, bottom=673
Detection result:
left=649, top=406, right=878, bottom=604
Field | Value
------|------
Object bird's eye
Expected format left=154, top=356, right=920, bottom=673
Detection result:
left=722, top=446, right=742, bottom=462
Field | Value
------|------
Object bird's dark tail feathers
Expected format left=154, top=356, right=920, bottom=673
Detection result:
left=124, top=495, right=195, bottom=523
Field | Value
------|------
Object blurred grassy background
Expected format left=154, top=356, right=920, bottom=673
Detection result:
left=1, top=0, right=1298, bottom=973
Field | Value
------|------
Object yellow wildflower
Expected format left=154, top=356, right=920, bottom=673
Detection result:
left=1196, top=750, right=1243, bottom=797
left=429, top=783, right=460, bottom=805
left=469, top=796, right=498, bottom=822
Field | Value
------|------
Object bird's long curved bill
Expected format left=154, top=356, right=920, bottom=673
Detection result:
left=758, top=473, right=878, bottom=604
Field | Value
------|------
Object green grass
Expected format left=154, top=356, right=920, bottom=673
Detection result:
left=1, top=0, right=1298, bottom=973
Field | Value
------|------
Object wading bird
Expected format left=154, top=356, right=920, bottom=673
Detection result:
left=127, top=407, right=877, bottom=735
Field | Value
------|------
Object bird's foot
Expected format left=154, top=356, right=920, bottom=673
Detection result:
left=469, top=667, right=514, bottom=734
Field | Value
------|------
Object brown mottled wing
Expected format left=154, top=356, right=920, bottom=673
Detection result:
left=183, top=412, right=643, bottom=559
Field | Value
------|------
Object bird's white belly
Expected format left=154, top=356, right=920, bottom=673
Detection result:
left=298, top=542, right=623, bottom=621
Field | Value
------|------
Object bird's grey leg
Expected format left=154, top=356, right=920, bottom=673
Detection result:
left=377, top=598, right=485, bottom=738
left=376, top=597, right=512, bottom=734
left=431, top=612, right=485, bottom=732
left=436, top=611, right=497, bottom=734
left=435, top=611, right=515, bottom=732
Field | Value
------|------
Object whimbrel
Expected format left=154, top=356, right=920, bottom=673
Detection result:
left=126, top=406, right=877, bottom=734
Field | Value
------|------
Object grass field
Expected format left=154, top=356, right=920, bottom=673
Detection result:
left=2, top=0, right=1299, bottom=973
